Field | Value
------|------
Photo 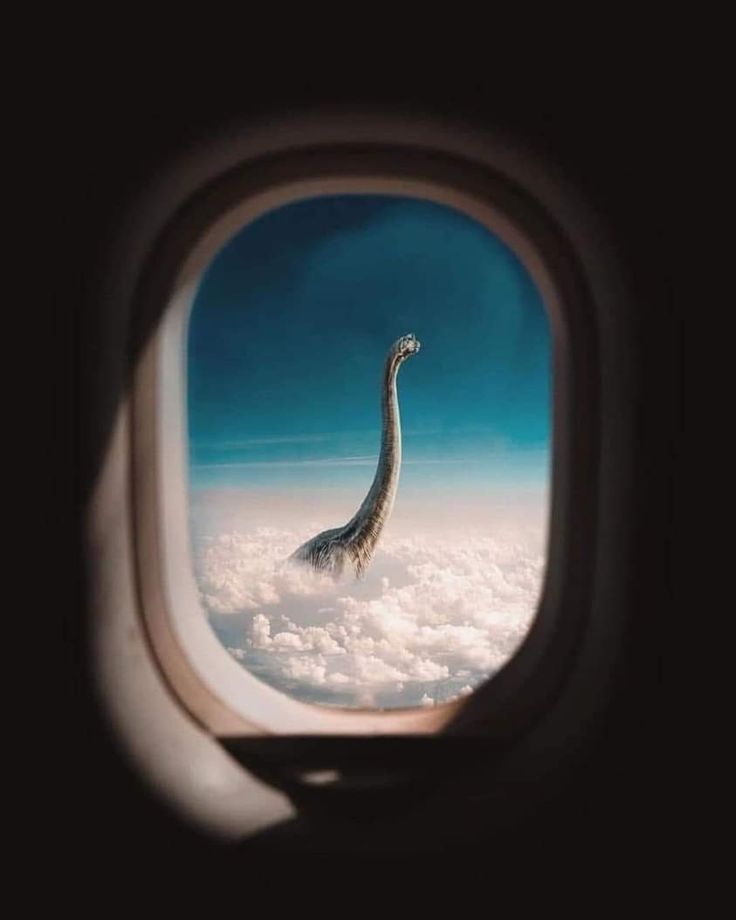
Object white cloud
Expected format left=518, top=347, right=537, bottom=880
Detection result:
left=282, top=654, right=328, bottom=685
left=193, top=520, right=545, bottom=708
left=196, top=528, right=337, bottom=614
left=249, top=612, right=273, bottom=648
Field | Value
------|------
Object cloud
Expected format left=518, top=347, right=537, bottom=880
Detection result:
left=194, top=521, right=545, bottom=708
left=193, top=455, right=491, bottom=472
left=193, top=456, right=378, bottom=471
left=195, top=434, right=338, bottom=448
left=196, top=529, right=336, bottom=614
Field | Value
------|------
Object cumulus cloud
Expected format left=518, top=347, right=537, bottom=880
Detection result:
left=196, top=528, right=337, bottom=614
left=194, top=521, right=545, bottom=708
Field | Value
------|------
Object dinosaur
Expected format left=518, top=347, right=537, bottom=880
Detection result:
left=290, top=333, right=421, bottom=579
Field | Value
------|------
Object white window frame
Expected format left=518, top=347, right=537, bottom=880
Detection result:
left=132, top=175, right=567, bottom=737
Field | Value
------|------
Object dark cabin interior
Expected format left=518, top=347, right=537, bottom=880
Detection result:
left=68, top=68, right=674, bottom=885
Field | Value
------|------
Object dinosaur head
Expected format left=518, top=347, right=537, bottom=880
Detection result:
left=393, top=333, right=421, bottom=361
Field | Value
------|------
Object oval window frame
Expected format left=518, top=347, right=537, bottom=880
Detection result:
left=130, top=141, right=600, bottom=738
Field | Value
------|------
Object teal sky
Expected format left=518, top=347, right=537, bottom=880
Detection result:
left=187, top=195, right=551, bottom=495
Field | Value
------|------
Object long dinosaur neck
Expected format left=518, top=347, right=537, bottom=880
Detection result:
left=343, top=353, right=402, bottom=549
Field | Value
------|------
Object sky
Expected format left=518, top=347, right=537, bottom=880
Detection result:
left=188, top=194, right=550, bottom=493
left=186, top=194, right=551, bottom=709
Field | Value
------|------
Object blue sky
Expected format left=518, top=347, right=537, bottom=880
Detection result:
left=187, top=194, right=551, bottom=495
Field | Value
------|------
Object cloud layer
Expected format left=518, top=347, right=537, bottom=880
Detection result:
left=193, top=518, right=546, bottom=709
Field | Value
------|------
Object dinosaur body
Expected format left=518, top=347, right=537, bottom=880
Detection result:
left=290, top=333, right=421, bottom=578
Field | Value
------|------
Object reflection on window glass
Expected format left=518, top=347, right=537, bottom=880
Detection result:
left=188, top=195, right=550, bottom=709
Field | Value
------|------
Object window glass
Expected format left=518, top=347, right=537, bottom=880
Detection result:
left=188, top=195, right=550, bottom=709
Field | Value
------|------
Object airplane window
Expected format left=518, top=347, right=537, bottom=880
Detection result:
left=186, top=194, right=551, bottom=710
